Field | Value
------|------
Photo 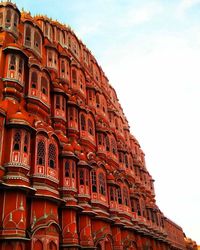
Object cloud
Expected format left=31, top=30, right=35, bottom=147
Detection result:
left=120, top=3, right=163, bottom=27
left=176, top=0, right=200, bottom=17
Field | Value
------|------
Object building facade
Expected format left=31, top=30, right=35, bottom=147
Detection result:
left=0, top=1, right=186, bottom=250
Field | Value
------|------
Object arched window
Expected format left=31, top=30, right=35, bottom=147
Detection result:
left=9, top=55, right=16, bottom=70
left=31, top=71, right=38, bottom=89
left=34, top=31, right=41, bottom=52
left=24, top=133, right=28, bottom=153
left=48, top=143, right=56, bottom=168
left=110, top=187, right=115, bottom=201
left=96, top=94, right=100, bottom=108
left=0, top=13, right=3, bottom=27
left=88, top=118, right=94, bottom=135
left=98, top=173, right=106, bottom=195
left=123, top=187, right=129, bottom=206
left=61, top=60, right=65, bottom=74
left=18, top=58, right=23, bottom=74
left=5, top=9, right=11, bottom=28
left=105, top=135, right=110, bottom=151
left=91, top=170, right=97, bottom=192
left=56, top=95, right=60, bottom=109
left=13, top=131, right=21, bottom=151
left=37, top=140, right=45, bottom=166
left=125, top=155, right=128, bottom=168
left=80, top=114, right=86, bottom=130
left=14, top=13, right=18, bottom=28
left=41, top=76, right=48, bottom=95
left=72, top=69, right=77, bottom=84
left=25, top=26, right=31, bottom=46
left=111, top=138, right=117, bottom=155
left=65, top=161, right=70, bottom=177
left=117, top=187, right=122, bottom=204
left=79, top=169, right=84, bottom=185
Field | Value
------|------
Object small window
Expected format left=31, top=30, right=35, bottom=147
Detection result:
left=37, top=140, right=45, bottom=166
left=25, top=26, right=31, bottom=46
left=105, top=135, right=110, bottom=151
left=110, top=187, right=115, bottom=201
left=98, top=172, right=106, bottom=195
left=48, top=143, right=56, bottom=168
left=9, top=55, right=16, bottom=70
left=91, top=170, right=97, bottom=192
left=117, top=187, right=122, bottom=204
left=34, top=31, right=41, bottom=51
left=14, top=13, right=18, bottom=28
left=24, top=133, right=29, bottom=153
left=18, top=58, right=23, bottom=74
left=80, top=114, right=86, bottom=131
left=125, top=155, right=128, bottom=168
left=96, top=94, right=100, bottom=108
left=72, top=69, right=77, bottom=84
left=13, top=131, right=21, bottom=151
left=88, top=119, right=94, bottom=135
left=62, top=97, right=65, bottom=111
left=0, top=12, right=3, bottom=27
left=31, top=71, right=38, bottom=89
left=61, top=60, right=65, bottom=74
left=41, top=76, right=48, bottom=95
left=69, top=107, right=74, bottom=121
left=65, top=161, right=70, bottom=177
left=123, top=187, right=129, bottom=206
left=71, top=161, right=75, bottom=178
left=56, top=95, right=60, bottom=109
left=5, top=9, right=11, bottom=27
left=111, top=138, right=117, bottom=155
left=79, top=169, right=84, bottom=185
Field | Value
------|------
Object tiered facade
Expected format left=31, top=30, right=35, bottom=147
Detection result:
left=0, top=2, right=186, bottom=250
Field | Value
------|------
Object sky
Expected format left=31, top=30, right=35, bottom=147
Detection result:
left=13, top=0, right=200, bottom=244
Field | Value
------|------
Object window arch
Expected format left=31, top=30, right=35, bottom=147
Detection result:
left=25, top=25, right=31, bottom=46
left=80, top=114, right=86, bottom=130
left=65, top=161, right=70, bottom=177
left=88, top=118, right=94, bottom=135
left=5, top=9, right=11, bottom=28
left=34, top=31, right=41, bottom=52
left=13, top=131, right=21, bottom=151
left=117, top=187, right=122, bottom=204
left=37, top=140, right=45, bottom=166
left=98, top=172, right=106, bottom=195
left=48, top=143, right=56, bottom=168
left=23, top=133, right=29, bottom=153
left=41, top=76, right=48, bottom=95
left=91, top=170, right=97, bottom=192
left=105, top=135, right=110, bottom=151
left=72, top=69, right=77, bottom=84
left=123, top=187, right=129, bottom=206
left=9, top=55, right=16, bottom=70
left=31, top=71, right=38, bottom=89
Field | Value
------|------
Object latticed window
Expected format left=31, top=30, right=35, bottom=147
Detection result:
left=25, top=26, right=31, bottom=46
left=48, top=143, right=56, bottom=168
left=31, top=71, right=38, bottom=89
left=18, top=58, right=23, bottom=74
left=125, top=155, right=128, bottom=168
left=23, top=133, right=28, bottom=153
left=79, top=169, right=84, bottom=185
left=105, top=135, right=110, bottom=151
left=41, top=77, right=48, bottom=95
left=123, top=187, right=129, bottom=206
left=5, top=9, right=11, bottom=27
left=13, top=131, right=21, bottom=151
left=91, top=170, right=97, bottom=192
left=37, top=140, right=45, bottom=166
left=65, top=161, right=70, bottom=177
left=88, top=119, right=94, bottom=135
left=9, top=55, right=16, bottom=70
left=111, top=138, right=117, bottom=155
left=117, top=187, right=122, bottom=204
left=61, top=60, right=65, bottom=74
left=98, top=173, right=106, bottom=195
left=80, top=114, right=86, bottom=130
left=71, top=161, right=75, bottom=178
left=72, top=69, right=77, bottom=83
left=34, top=31, right=41, bottom=51
left=110, top=187, right=115, bottom=201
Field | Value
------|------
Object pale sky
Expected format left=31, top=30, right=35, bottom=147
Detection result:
left=14, top=0, right=200, bottom=244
